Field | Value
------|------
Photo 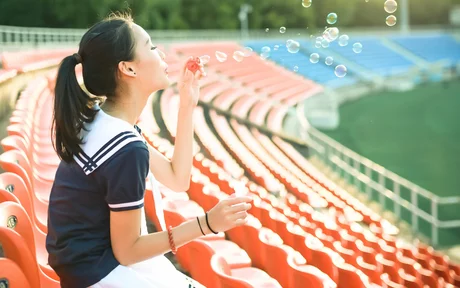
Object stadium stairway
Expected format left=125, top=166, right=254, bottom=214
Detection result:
left=1, top=44, right=460, bottom=287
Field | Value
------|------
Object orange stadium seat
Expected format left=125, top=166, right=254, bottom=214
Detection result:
left=0, top=257, right=32, bottom=288
left=210, top=254, right=282, bottom=288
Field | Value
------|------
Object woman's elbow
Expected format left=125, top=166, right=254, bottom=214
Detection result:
left=113, top=249, right=134, bottom=266
left=171, top=180, right=190, bottom=192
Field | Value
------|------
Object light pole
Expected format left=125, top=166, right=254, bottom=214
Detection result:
left=239, top=4, right=253, bottom=39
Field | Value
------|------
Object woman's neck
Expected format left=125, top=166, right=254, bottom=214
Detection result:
left=101, top=98, right=143, bottom=126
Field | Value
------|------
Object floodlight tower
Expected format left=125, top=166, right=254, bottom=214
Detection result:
left=239, top=4, right=253, bottom=39
left=400, top=0, right=410, bottom=34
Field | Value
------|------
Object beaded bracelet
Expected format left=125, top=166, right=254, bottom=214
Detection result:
left=167, top=225, right=177, bottom=254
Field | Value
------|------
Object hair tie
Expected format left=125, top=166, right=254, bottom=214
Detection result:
left=73, top=53, right=82, bottom=64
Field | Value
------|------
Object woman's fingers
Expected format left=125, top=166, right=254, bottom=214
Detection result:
left=227, top=202, right=251, bottom=213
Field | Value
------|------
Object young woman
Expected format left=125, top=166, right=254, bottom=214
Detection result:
left=46, top=13, right=252, bottom=288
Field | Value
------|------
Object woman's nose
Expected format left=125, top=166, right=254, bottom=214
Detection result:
left=159, top=50, right=166, bottom=60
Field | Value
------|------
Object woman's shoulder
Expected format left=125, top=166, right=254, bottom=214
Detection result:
left=97, top=141, right=149, bottom=175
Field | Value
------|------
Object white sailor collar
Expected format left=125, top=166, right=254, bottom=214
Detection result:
left=73, top=106, right=147, bottom=175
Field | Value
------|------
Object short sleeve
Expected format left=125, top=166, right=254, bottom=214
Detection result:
left=101, top=142, right=149, bottom=212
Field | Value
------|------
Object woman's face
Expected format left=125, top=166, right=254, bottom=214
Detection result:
left=129, top=24, right=169, bottom=94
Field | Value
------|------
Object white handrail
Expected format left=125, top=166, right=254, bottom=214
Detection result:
left=308, top=126, right=460, bottom=247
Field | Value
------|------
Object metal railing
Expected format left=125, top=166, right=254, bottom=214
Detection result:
left=1, top=24, right=458, bottom=49
left=306, top=127, right=460, bottom=247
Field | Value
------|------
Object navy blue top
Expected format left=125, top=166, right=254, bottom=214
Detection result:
left=46, top=141, right=149, bottom=288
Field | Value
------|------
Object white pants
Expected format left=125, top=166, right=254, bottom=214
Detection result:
left=90, top=255, right=205, bottom=288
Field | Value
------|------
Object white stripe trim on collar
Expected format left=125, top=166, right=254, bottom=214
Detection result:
left=74, top=106, right=147, bottom=175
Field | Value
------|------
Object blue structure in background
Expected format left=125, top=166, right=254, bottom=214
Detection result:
left=245, top=34, right=460, bottom=88
left=244, top=40, right=358, bottom=88
left=392, top=34, right=460, bottom=65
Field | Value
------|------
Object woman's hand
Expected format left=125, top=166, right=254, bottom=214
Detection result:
left=178, top=56, right=206, bottom=107
left=206, top=196, right=252, bottom=233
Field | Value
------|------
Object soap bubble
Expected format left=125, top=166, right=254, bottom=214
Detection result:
left=287, top=40, right=300, bottom=53
left=321, top=38, right=330, bottom=48
left=310, top=53, right=320, bottom=64
left=274, top=45, right=279, bottom=51
left=293, top=66, right=299, bottom=72
left=233, top=51, right=245, bottom=62
left=352, top=42, right=363, bottom=54
left=280, top=27, right=286, bottom=33
left=338, top=35, right=349, bottom=46
left=386, top=15, right=397, bottom=26
left=302, top=0, right=312, bottom=8
left=384, top=0, right=398, bottom=13
left=323, top=27, right=339, bottom=42
left=260, top=46, right=271, bottom=59
left=199, top=55, right=211, bottom=65
left=315, top=42, right=321, bottom=48
left=215, top=51, right=227, bottom=62
left=243, top=47, right=253, bottom=57
left=327, top=13, right=338, bottom=25
left=286, top=39, right=294, bottom=48
left=335, top=65, right=347, bottom=77
left=325, top=56, right=334, bottom=66
left=265, top=28, right=269, bottom=32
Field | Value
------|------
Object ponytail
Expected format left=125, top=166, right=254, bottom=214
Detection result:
left=52, top=54, right=98, bottom=162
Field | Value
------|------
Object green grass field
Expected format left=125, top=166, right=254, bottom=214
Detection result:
left=322, top=81, right=460, bottom=198
left=319, top=81, right=460, bottom=246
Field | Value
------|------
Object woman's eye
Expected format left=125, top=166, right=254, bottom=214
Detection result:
left=151, top=46, right=157, bottom=50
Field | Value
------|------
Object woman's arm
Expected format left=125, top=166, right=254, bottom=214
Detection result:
left=147, top=57, right=204, bottom=192
left=110, top=196, right=251, bottom=266
left=147, top=104, right=194, bottom=192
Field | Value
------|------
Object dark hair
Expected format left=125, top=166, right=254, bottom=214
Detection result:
left=52, top=13, right=137, bottom=162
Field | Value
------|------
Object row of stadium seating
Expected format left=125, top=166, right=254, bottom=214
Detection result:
left=0, top=40, right=460, bottom=287
left=244, top=34, right=460, bottom=87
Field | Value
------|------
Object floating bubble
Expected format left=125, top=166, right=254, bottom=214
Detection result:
left=338, top=35, right=349, bottom=46
left=293, top=66, right=299, bottom=72
left=260, top=46, right=271, bottom=60
left=260, top=53, right=270, bottom=60
left=335, top=65, right=347, bottom=77
left=316, top=36, right=323, bottom=43
left=215, top=51, right=227, bottom=62
left=386, top=15, right=397, bottom=26
left=352, top=42, right=363, bottom=54
left=321, top=38, right=330, bottom=48
left=233, top=51, right=245, bottom=62
left=302, top=0, right=312, bottom=8
left=243, top=47, right=253, bottom=57
left=315, top=42, right=321, bottom=48
left=286, top=39, right=294, bottom=47
left=280, top=27, right=286, bottom=34
left=327, top=13, right=338, bottom=25
left=310, top=53, right=320, bottom=64
left=274, top=45, right=279, bottom=51
left=325, top=56, right=334, bottom=66
left=265, top=28, right=269, bottom=32
left=287, top=40, right=300, bottom=54
left=323, top=27, right=339, bottom=42
left=199, top=55, right=211, bottom=65
left=384, top=0, right=397, bottom=13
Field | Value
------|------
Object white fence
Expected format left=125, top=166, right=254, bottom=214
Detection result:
left=306, top=127, right=460, bottom=247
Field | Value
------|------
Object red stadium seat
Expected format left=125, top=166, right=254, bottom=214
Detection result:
left=0, top=201, right=58, bottom=280
left=0, top=257, right=32, bottom=288
left=210, top=254, right=282, bottom=288
left=187, top=239, right=252, bottom=288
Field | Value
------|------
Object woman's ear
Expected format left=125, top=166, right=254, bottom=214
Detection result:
left=118, top=61, right=137, bottom=77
